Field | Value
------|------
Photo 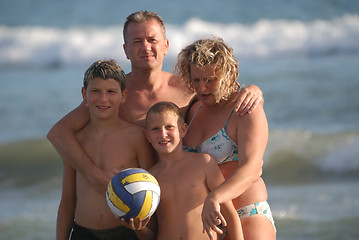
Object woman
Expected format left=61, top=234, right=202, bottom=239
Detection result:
left=177, top=37, right=276, bottom=240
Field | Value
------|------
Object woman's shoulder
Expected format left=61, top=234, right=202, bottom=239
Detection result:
left=184, top=96, right=201, bottom=123
left=236, top=103, right=266, bottom=122
left=234, top=104, right=268, bottom=136
left=184, top=150, right=211, bottom=163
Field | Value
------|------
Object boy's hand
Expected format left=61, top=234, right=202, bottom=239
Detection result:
left=233, top=84, right=263, bottom=116
left=120, top=217, right=151, bottom=231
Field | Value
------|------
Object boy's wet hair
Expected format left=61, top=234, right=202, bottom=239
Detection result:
left=175, top=37, right=240, bottom=103
left=83, top=59, right=126, bottom=91
left=146, top=101, right=184, bottom=127
left=123, top=10, right=166, bottom=44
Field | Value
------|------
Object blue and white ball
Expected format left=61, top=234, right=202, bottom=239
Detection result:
left=106, top=168, right=161, bottom=222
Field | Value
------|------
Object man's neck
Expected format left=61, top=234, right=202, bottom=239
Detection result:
left=127, top=67, right=166, bottom=91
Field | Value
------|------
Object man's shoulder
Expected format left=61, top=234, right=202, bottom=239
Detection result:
left=115, top=119, right=144, bottom=134
left=167, top=73, right=185, bottom=89
left=165, top=73, right=195, bottom=105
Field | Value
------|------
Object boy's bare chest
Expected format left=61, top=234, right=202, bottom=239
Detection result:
left=81, top=137, right=138, bottom=171
left=156, top=166, right=208, bottom=205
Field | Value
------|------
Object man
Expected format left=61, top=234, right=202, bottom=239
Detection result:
left=47, top=11, right=263, bottom=193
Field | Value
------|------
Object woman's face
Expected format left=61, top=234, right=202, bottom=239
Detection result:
left=190, top=64, right=220, bottom=105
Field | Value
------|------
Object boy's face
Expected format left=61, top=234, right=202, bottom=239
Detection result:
left=82, top=77, right=126, bottom=120
left=146, top=112, right=187, bottom=155
left=123, top=19, right=169, bottom=71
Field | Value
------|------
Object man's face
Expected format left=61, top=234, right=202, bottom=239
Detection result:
left=123, top=19, right=169, bottom=71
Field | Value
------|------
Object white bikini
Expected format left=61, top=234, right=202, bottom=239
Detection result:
left=184, top=104, right=276, bottom=232
left=183, top=104, right=238, bottom=165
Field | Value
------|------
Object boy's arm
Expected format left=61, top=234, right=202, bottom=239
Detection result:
left=47, top=102, right=114, bottom=193
left=233, top=84, right=264, bottom=116
left=56, top=160, right=76, bottom=240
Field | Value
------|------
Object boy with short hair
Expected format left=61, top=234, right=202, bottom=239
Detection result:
left=134, top=101, right=243, bottom=240
left=56, top=59, right=155, bottom=240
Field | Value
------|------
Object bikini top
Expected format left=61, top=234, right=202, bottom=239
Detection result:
left=183, top=105, right=238, bottom=165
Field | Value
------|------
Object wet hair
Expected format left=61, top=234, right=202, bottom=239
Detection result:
left=175, top=37, right=240, bottom=103
left=145, top=101, right=184, bottom=127
left=123, top=10, right=166, bottom=44
left=83, top=59, right=126, bottom=91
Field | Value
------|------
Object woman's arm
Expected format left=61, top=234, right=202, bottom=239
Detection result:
left=209, top=105, right=267, bottom=203
left=47, top=102, right=115, bottom=193
left=203, top=155, right=244, bottom=240
left=202, top=105, right=268, bottom=234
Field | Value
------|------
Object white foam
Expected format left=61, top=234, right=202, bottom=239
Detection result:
left=1, top=14, right=359, bottom=68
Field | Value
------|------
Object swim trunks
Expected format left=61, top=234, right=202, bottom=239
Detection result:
left=237, top=201, right=276, bottom=232
left=70, top=222, right=139, bottom=240
left=183, top=105, right=238, bottom=164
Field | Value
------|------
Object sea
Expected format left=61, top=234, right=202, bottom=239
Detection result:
left=0, top=0, right=359, bottom=239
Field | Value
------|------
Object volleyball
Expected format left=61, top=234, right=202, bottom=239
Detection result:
left=106, top=168, right=161, bottom=222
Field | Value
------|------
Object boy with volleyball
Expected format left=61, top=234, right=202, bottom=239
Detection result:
left=56, top=59, right=155, bottom=240
left=131, top=101, right=243, bottom=240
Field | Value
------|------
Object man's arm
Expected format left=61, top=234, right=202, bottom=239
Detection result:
left=47, top=102, right=114, bottom=193
left=137, top=130, right=156, bottom=170
left=233, top=84, right=264, bottom=116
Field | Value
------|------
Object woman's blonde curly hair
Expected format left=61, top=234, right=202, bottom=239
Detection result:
left=175, top=37, right=240, bottom=103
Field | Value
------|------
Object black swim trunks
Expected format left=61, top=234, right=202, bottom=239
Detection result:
left=70, top=222, right=139, bottom=240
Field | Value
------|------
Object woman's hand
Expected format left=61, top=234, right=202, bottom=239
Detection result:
left=202, top=195, right=227, bottom=239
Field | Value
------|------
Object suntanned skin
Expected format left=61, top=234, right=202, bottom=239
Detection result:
left=120, top=19, right=194, bottom=126
left=56, top=78, right=155, bottom=240
left=47, top=19, right=193, bottom=195
left=74, top=118, right=154, bottom=229
left=184, top=65, right=275, bottom=240
left=47, top=16, right=263, bottom=195
left=143, top=111, right=243, bottom=240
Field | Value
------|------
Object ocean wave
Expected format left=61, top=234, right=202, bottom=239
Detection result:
left=1, top=130, right=359, bottom=187
left=1, top=14, right=359, bottom=68
left=263, top=130, right=359, bottom=184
